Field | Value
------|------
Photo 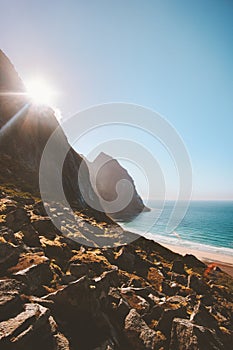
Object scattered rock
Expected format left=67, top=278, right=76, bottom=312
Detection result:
left=115, top=246, right=135, bottom=272
left=32, top=218, right=57, bottom=239
left=0, top=279, right=25, bottom=321
left=5, top=208, right=30, bottom=231
left=33, top=201, right=48, bottom=216
left=13, top=256, right=53, bottom=294
left=120, top=290, right=150, bottom=314
left=187, top=274, right=209, bottom=295
left=170, top=317, right=224, bottom=350
left=21, top=224, right=41, bottom=247
left=0, top=303, right=52, bottom=349
left=157, top=305, right=187, bottom=336
left=0, top=241, right=21, bottom=273
left=69, top=262, right=88, bottom=278
left=171, top=259, right=185, bottom=275
left=124, top=309, right=166, bottom=349
left=190, top=301, right=218, bottom=329
left=53, top=332, right=71, bottom=350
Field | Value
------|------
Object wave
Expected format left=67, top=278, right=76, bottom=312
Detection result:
left=124, top=226, right=233, bottom=257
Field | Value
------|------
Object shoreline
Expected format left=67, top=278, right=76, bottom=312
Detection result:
left=162, top=243, right=233, bottom=277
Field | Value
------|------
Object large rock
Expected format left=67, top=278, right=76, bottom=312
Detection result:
left=0, top=279, right=25, bottom=321
left=124, top=309, right=166, bottom=349
left=32, top=218, right=57, bottom=240
left=190, top=302, right=218, bottom=329
left=0, top=241, right=21, bottom=273
left=187, top=274, right=210, bottom=295
left=0, top=303, right=50, bottom=349
left=44, top=276, right=114, bottom=349
left=157, top=305, right=187, bottom=336
left=114, top=246, right=135, bottom=272
left=171, top=259, right=185, bottom=275
left=53, top=332, right=71, bottom=350
left=169, top=318, right=224, bottom=350
left=21, top=224, right=41, bottom=247
left=5, top=208, right=30, bottom=232
left=13, top=255, right=53, bottom=294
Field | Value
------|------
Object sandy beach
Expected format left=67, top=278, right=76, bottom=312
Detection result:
left=163, top=243, right=233, bottom=277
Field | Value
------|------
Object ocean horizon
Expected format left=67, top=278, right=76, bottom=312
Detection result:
left=121, top=200, right=233, bottom=257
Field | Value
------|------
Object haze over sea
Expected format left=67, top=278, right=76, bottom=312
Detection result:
left=121, top=200, right=233, bottom=257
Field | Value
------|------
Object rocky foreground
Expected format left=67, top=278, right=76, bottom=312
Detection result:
left=0, top=188, right=233, bottom=350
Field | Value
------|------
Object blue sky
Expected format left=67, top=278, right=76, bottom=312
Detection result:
left=1, top=0, right=233, bottom=200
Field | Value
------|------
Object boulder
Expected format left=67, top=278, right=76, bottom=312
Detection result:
left=114, top=247, right=135, bottom=272
left=116, top=298, right=130, bottom=323
left=44, top=276, right=98, bottom=314
left=143, top=305, right=163, bottom=324
left=69, top=263, right=88, bottom=278
left=0, top=279, right=25, bottom=321
left=5, top=208, right=30, bottom=231
left=124, top=309, right=166, bottom=349
left=33, top=201, right=48, bottom=216
left=190, top=302, right=218, bottom=329
left=0, top=303, right=51, bottom=349
left=32, top=218, right=57, bottom=239
left=21, top=224, right=41, bottom=247
left=147, top=267, right=164, bottom=291
left=40, top=236, right=72, bottom=268
left=13, top=257, right=53, bottom=294
left=94, top=268, right=119, bottom=292
left=187, top=274, right=210, bottom=295
left=169, top=318, right=224, bottom=350
left=0, top=241, right=21, bottom=273
left=157, top=306, right=187, bottom=336
left=53, top=332, right=71, bottom=350
left=162, top=281, right=180, bottom=296
left=171, top=259, right=185, bottom=275
left=120, top=290, right=150, bottom=314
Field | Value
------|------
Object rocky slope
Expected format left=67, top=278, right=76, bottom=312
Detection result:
left=0, top=50, right=233, bottom=349
left=0, top=188, right=233, bottom=349
left=88, top=152, right=150, bottom=221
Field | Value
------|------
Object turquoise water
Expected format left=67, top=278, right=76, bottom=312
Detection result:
left=121, top=201, right=233, bottom=257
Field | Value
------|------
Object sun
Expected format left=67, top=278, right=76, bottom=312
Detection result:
left=25, top=78, right=56, bottom=106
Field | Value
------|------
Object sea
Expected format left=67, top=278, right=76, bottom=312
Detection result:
left=121, top=200, right=233, bottom=257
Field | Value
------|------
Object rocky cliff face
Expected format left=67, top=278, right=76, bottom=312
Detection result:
left=88, top=152, right=150, bottom=221
left=0, top=50, right=112, bottom=224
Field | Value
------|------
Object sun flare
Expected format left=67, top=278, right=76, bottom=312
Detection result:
left=25, top=78, right=56, bottom=106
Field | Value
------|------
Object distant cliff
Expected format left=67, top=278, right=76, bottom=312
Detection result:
left=88, top=152, right=150, bottom=221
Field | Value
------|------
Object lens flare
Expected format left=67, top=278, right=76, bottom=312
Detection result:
left=25, top=79, right=55, bottom=106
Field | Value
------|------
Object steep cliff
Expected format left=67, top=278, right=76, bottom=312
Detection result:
left=0, top=50, right=111, bottom=224
left=88, top=152, right=150, bottom=221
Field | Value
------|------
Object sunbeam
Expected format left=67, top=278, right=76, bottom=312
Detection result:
left=0, top=103, right=30, bottom=139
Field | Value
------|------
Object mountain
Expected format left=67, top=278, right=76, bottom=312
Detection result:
left=0, top=50, right=233, bottom=350
left=0, top=50, right=114, bottom=225
left=88, top=152, right=150, bottom=221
